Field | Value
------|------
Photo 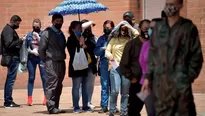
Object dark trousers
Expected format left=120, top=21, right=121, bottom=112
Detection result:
left=45, top=60, right=65, bottom=112
left=4, top=58, right=19, bottom=106
left=128, top=82, right=144, bottom=116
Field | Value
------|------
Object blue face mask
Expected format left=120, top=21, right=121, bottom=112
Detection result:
left=148, top=28, right=152, bottom=36
left=75, top=30, right=82, bottom=37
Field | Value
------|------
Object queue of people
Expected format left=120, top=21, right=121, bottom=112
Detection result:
left=0, top=0, right=203, bottom=116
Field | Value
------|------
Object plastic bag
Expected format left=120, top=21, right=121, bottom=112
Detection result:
left=18, top=63, right=27, bottom=74
left=20, top=40, right=28, bottom=63
left=72, top=48, right=88, bottom=71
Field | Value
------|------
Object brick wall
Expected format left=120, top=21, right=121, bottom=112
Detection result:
left=185, top=0, right=205, bottom=93
left=0, top=0, right=141, bottom=89
left=0, top=0, right=204, bottom=93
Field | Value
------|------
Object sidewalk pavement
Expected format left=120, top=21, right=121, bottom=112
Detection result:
left=0, top=86, right=205, bottom=116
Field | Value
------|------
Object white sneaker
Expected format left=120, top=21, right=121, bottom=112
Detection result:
left=88, top=102, right=95, bottom=110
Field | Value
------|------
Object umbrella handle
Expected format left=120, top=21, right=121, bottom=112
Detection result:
left=78, top=10, right=80, bottom=21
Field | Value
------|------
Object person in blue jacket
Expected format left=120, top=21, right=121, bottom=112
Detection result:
left=26, top=19, right=46, bottom=106
left=94, top=20, right=115, bottom=113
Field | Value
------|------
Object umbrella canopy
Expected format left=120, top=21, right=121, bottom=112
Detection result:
left=48, top=0, right=108, bottom=20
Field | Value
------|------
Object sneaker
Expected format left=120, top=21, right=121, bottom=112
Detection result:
left=98, top=107, right=108, bottom=113
left=88, top=102, right=95, bottom=110
left=73, top=107, right=82, bottom=113
left=108, top=112, right=115, bottom=116
left=42, top=95, right=46, bottom=105
left=120, top=112, right=128, bottom=116
left=82, top=106, right=94, bottom=113
left=4, top=102, right=21, bottom=108
left=27, top=96, right=32, bottom=106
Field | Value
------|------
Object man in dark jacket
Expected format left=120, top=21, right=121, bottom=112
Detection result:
left=1, top=15, right=25, bottom=108
left=142, top=0, right=203, bottom=115
left=38, top=14, right=66, bottom=114
left=120, top=19, right=150, bottom=116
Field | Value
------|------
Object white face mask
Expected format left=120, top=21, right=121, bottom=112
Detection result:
left=164, top=4, right=181, bottom=17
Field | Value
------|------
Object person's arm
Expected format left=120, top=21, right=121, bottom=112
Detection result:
left=125, top=24, right=140, bottom=38
left=82, top=21, right=94, bottom=32
left=94, top=36, right=105, bottom=56
left=120, top=41, right=133, bottom=80
left=3, top=29, right=23, bottom=49
left=38, top=30, right=48, bottom=62
left=187, top=25, right=203, bottom=83
left=105, top=38, right=114, bottom=60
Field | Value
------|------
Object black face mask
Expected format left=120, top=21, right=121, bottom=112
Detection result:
left=83, top=29, right=92, bottom=37
left=54, top=23, right=62, bottom=29
left=127, top=20, right=133, bottom=26
left=13, top=24, right=19, bottom=29
left=33, top=27, right=40, bottom=33
left=104, top=29, right=112, bottom=35
left=140, top=30, right=149, bottom=40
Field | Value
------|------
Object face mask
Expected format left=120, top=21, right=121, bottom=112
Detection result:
left=54, top=23, right=62, bottom=29
left=164, top=4, right=181, bottom=17
left=13, top=24, right=19, bottom=29
left=148, top=28, right=152, bottom=36
left=104, top=29, right=112, bottom=35
left=127, top=20, right=133, bottom=26
left=140, top=30, right=149, bottom=40
left=75, top=30, right=82, bottom=37
left=83, top=29, right=91, bottom=37
left=33, top=27, right=40, bottom=33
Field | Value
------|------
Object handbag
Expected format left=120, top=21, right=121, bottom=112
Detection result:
left=20, top=40, right=28, bottom=63
left=72, top=48, right=88, bottom=71
left=1, top=55, right=12, bottom=67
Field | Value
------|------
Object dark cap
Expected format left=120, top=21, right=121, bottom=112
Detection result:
left=123, top=11, right=134, bottom=18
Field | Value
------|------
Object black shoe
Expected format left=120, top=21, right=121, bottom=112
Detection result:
left=57, top=109, right=66, bottom=113
left=98, top=107, right=108, bottom=113
left=4, top=102, right=21, bottom=108
left=49, top=108, right=63, bottom=114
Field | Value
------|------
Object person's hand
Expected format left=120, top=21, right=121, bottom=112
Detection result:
left=121, top=24, right=131, bottom=29
left=33, top=52, right=39, bottom=56
left=102, top=46, right=106, bottom=50
left=33, top=32, right=40, bottom=40
left=131, top=78, right=137, bottom=83
left=21, top=35, right=26, bottom=40
left=141, top=78, right=150, bottom=92
left=109, top=55, right=114, bottom=61
left=81, top=44, right=87, bottom=48
left=32, top=49, right=39, bottom=56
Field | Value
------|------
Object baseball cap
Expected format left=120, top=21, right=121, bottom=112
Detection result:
left=123, top=11, right=134, bottom=18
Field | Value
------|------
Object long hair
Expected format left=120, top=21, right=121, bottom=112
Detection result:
left=68, top=21, right=81, bottom=37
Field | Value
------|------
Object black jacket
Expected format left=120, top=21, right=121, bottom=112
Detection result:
left=84, top=36, right=97, bottom=74
left=1, top=24, right=23, bottom=57
left=67, top=35, right=88, bottom=77
left=120, top=37, right=143, bottom=81
left=38, top=27, right=66, bottom=62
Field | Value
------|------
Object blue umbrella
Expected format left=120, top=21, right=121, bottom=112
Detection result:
left=48, top=0, right=108, bottom=21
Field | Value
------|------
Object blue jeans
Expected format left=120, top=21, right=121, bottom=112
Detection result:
left=72, top=76, right=88, bottom=108
left=87, top=68, right=95, bottom=103
left=109, top=68, right=130, bottom=113
left=27, top=56, right=46, bottom=96
left=4, top=58, right=19, bottom=106
left=99, top=60, right=110, bottom=108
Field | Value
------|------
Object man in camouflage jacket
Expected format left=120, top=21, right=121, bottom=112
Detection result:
left=142, top=0, right=204, bottom=115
